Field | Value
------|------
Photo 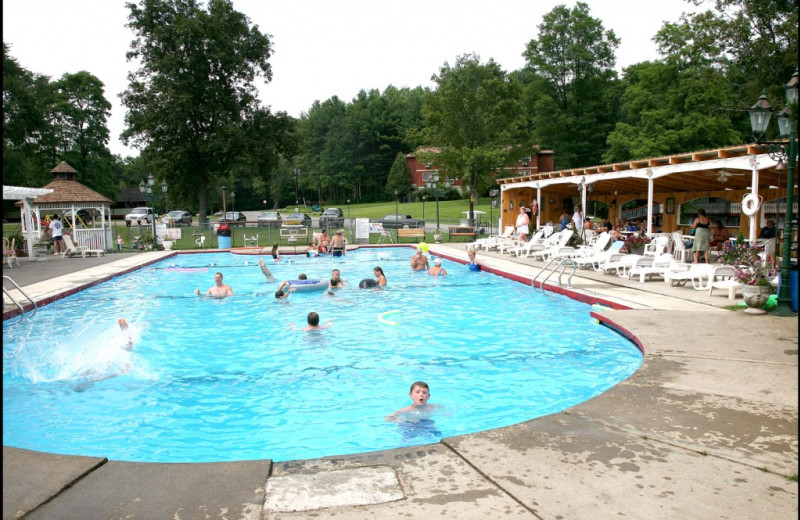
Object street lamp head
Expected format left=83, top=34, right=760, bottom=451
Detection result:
left=161, top=179, right=168, bottom=194
left=138, top=179, right=146, bottom=194
left=749, top=92, right=773, bottom=140
left=147, top=173, right=155, bottom=187
left=394, top=189, right=398, bottom=196
left=785, top=69, right=798, bottom=105
left=777, top=105, right=793, bottom=137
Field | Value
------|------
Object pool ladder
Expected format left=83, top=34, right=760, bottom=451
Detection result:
left=3, top=276, right=37, bottom=322
left=532, top=256, right=578, bottom=291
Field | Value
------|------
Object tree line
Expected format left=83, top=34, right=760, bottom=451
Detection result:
left=3, top=0, right=796, bottom=222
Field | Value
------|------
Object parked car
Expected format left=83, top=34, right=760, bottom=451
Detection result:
left=318, top=208, right=344, bottom=229
left=282, top=212, right=312, bottom=227
left=257, top=211, right=282, bottom=226
left=161, top=210, right=193, bottom=226
left=376, top=214, right=425, bottom=229
left=125, top=207, right=155, bottom=226
left=219, top=211, right=246, bottom=223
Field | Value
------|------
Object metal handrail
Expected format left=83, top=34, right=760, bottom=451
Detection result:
left=531, top=256, right=578, bottom=291
left=3, top=275, right=37, bottom=322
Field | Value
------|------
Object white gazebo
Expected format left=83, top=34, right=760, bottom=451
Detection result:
left=3, top=185, right=55, bottom=259
left=15, top=162, right=114, bottom=252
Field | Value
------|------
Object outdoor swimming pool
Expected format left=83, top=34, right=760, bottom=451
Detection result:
left=2, top=248, right=642, bottom=463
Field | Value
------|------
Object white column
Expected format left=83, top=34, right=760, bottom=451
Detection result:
left=646, top=170, right=654, bottom=236
left=749, top=157, right=759, bottom=243
left=536, top=185, right=542, bottom=230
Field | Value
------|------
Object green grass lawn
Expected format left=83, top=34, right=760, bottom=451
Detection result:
left=4, top=199, right=496, bottom=253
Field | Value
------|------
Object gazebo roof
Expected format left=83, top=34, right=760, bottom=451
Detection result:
left=22, top=161, right=112, bottom=205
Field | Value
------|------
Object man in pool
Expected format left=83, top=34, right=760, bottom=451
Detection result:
left=274, top=280, right=295, bottom=299
left=410, top=249, right=429, bottom=271
left=331, top=268, right=346, bottom=287
left=194, top=272, right=234, bottom=298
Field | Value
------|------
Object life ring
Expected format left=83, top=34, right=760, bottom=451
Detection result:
left=530, top=199, right=539, bottom=216
left=287, top=279, right=327, bottom=292
left=378, top=309, right=401, bottom=326
left=741, top=193, right=761, bottom=216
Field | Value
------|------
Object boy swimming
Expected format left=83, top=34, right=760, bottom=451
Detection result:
left=385, top=381, right=439, bottom=422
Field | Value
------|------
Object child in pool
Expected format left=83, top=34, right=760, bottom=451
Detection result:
left=385, top=381, right=440, bottom=422
left=118, top=318, right=133, bottom=351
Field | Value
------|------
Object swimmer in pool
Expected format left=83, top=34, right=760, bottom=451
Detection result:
left=291, top=311, right=333, bottom=331
left=385, top=381, right=441, bottom=422
left=259, top=259, right=275, bottom=282
left=410, top=249, right=429, bottom=271
left=275, top=280, right=295, bottom=299
left=428, top=258, right=447, bottom=276
left=331, top=268, right=346, bottom=287
left=118, top=318, right=133, bottom=351
left=194, top=272, right=234, bottom=298
left=466, top=249, right=481, bottom=271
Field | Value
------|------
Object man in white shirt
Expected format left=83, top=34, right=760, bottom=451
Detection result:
left=49, top=215, right=64, bottom=255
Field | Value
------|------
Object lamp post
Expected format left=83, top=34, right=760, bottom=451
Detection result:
left=221, top=185, right=227, bottom=218
left=231, top=191, right=236, bottom=214
left=347, top=199, right=350, bottom=218
left=489, top=189, right=500, bottom=235
left=748, top=69, right=798, bottom=317
left=138, top=173, right=168, bottom=248
left=394, top=190, right=399, bottom=219
left=422, top=195, right=426, bottom=220
left=426, top=171, right=441, bottom=232
left=294, top=168, right=300, bottom=206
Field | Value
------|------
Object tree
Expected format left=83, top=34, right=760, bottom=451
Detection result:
left=521, top=2, right=621, bottom=168
left=423, top=53, right=531, bottom=223
left=120, top=0, right=275, bottom=223
left=604, top=61, right=740, bottom=162
left=385, top=152, right=411, bottom=199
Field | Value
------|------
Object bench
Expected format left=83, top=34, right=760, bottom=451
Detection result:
left=448, top=226, right=477, bottom=241
left=397, top=228, right=425, bottom=242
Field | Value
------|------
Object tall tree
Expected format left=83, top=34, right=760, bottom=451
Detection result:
left=385, top=152, right=412, bottom=199
left=422, top=53, right=531, bottom=222
left=522, top=2, right=621, bottom=168
left=120, top=0, right=274, bottom=222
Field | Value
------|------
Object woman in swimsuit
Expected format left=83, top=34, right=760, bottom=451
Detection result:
left=428, top=258, right=447, bottom=276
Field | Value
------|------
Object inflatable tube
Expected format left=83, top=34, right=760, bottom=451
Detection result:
left=378, top=309, right=401, bottom=326
left=359, top=278, right=378, bottom=289
left=287, top=279, right=327, bottom=292
left=742, top=193, right=761, bottom=216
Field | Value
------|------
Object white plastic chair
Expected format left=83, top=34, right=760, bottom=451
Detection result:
left=707, top=265, right=744, bottom=300
left=643, top=235, right=669, bottom=257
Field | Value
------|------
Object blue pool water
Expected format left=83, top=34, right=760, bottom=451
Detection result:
left=2, top=248, right=642, bottom=462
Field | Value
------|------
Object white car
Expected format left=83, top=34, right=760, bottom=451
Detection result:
left=125, top=207, right=155, bottom=226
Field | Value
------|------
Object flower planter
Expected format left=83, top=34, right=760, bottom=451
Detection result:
left=630, top=246, right=645, bottom=255
left=741, top=285, right=772, bottom=314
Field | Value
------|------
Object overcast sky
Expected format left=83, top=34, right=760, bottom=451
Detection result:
left=4, top=0, right=697, bottom=157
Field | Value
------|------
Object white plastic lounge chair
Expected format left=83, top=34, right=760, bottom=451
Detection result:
left=599, top=254, right=649, bottom=278
left=508, top=230, right=546, bottom=257
left=573, top=232, right=612, bottom=258
left=707, top=265, right=744, bottom=300
left=628, top=253, right=681, bottom=283
left=477, top=226, right=516, bottom=252
left=643, top=235, right=670, bottom=257
left=669, top=231, right=689, bottom=263
left=61, top=234, right=104, bottom=259
left=667, top=262, right=716, bottom=289
left=528, top=230, right=573, bottom=260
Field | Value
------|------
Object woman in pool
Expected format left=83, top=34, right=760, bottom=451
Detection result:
left=271, top=244, right=280, bottom=261
left=466, top=249, right=481, bottom=271
left=359, top=266, right=386, bottom=288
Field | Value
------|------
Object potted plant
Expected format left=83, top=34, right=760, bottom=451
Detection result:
left=139, top=229, right=155, bottom=251
left=719, top=242, right=778, bottom=314
left=623, top=234, right=651, bottom=255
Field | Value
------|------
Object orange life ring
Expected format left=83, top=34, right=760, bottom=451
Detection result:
left=530, top=199, right=539, bottom=216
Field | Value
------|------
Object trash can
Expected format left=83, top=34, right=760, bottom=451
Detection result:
left=217, top=223, right=232, bottom=249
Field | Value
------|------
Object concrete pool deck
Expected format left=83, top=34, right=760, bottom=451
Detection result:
left=2, top=245, right=797, bottom=520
